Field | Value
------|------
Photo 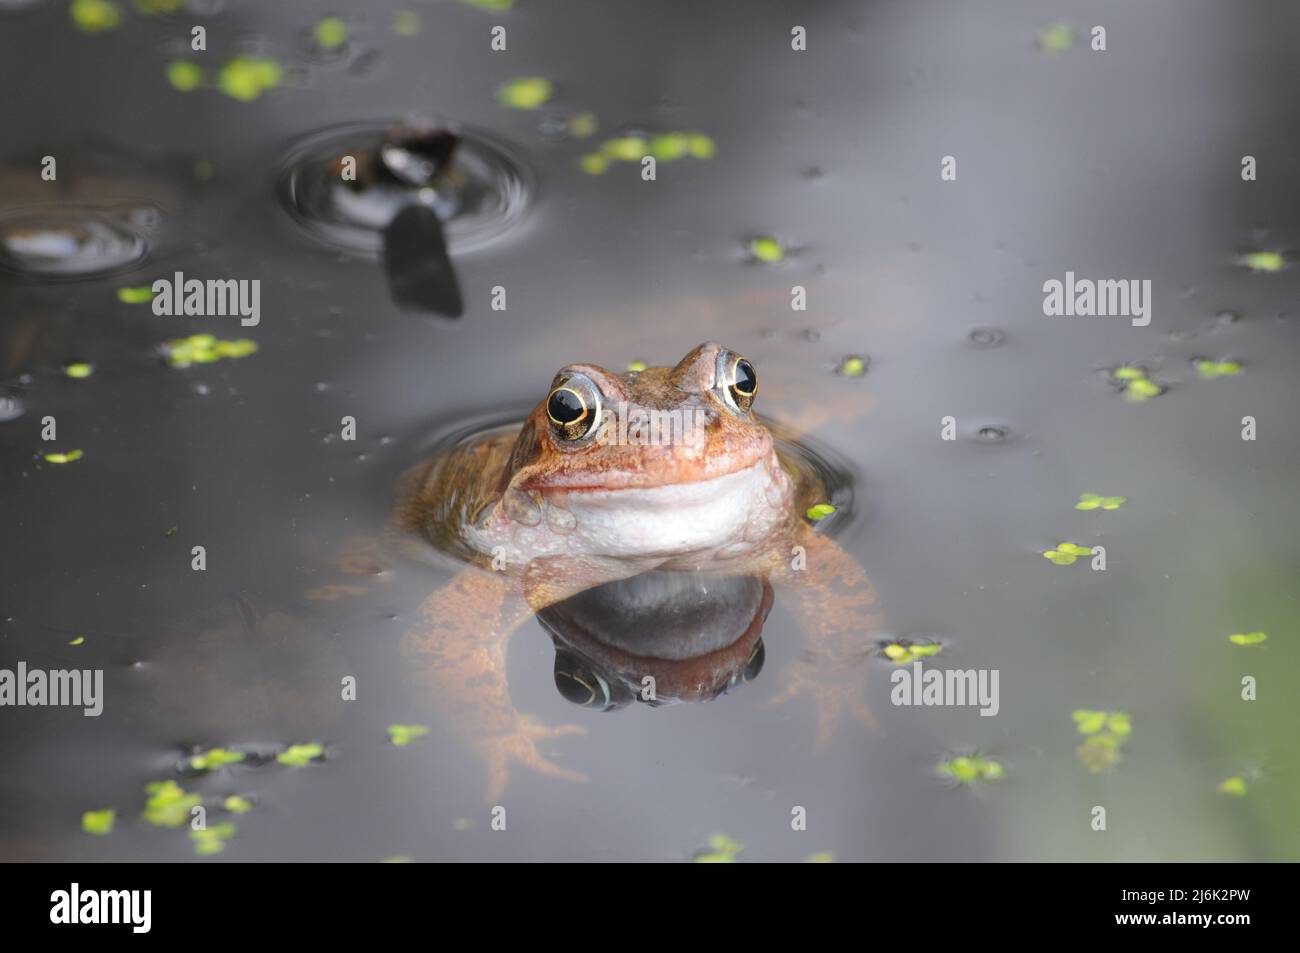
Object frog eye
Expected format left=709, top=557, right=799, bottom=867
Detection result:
left=546, top=373, right=602, bottom=441
left=716, top=350, right=757, bottom=414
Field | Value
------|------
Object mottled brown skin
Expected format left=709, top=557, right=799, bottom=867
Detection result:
left=399, top=343, right=882, bottom=802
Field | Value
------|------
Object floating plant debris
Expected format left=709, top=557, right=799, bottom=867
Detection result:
left=937, top=755, right=1004, bottom=784
left=82, top=808, right=115, bottom=835
left=692, top=833, right=744, bottom=863
left=1239, top=250, right=1284, bottom=273
left=218, top=57, right=284, bottom=102
left=313, top=16, right=348, bottom=50
left=579, top=131, right=713, bottom=174
left=70, top=0, right=120, bottom=33
left=1110, top=366, right=1163, bottom=402
left=1228, top=631, right=1267, bottom=646
left=142, top=780, right=201, bottom=828
left=64, top=363, right=94, bottom=379
left=43, top=449, right=84, bottom=464
left=806, top=502, right=836, bottom=522
left=69, top=636, right=85, bottom=646
left=162, top=334, right=258, bottom=368
left=190, top=822, right=236, bottom=856
left=458, top=0, right=513, bottom=10
left=189, top=747, right=246, bottom=771
left=837, top=355, right=868, bottom=377
left=1073, top=710, right=1132, bottom=773
left=277, top=743, right=325, bottom=766
left=1042, top=542, right=1092, bottom=565
left=393, top=10, right=421, bottom=35
left=748, top=236, right=785, bottom=263
left=166, top=60, right=203, bottom=92
left=387, top=724, right=430, bottom=747
left=579, top=153, right=610, bottom=175
left=1037, top=23, right=1076, bottom=54
left=224, top=795, right=253, bottom=813
left=880, top=640, right=942, bottom=664
left=805, top=851, right=835, bottom=863
left=1075, top=493, right=1125, bottom=511
left=117, top=285, right=154, bottom=304
left=498, top=77, right=553, bottom=110
left=568, top=112, right=598, bottom=138
left=626, top=359, right=648, bottom=373
left=1217, top=777, right=1248, bottom=796
left=1194, top=359, right=1243, bottom=379
left=135, top=0, right=184, bottom=13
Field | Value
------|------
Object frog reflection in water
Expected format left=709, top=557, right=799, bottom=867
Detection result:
left=400, top=342, right=881, bottom=800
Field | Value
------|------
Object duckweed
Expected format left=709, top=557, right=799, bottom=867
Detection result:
left=277, top=742, right=325, bottom=766
left=116, top=286, right=155, bottom=304
left=1217, top=776, right=1248, bottom=796
left=837, top=355, right=867, bottom=377
left=579, top=153, right=610, bottom=175
left=218, top=57, right=284, bottom=102
left=223, top=795, right=254, bottom=814
left=70, top=0, right=120, bottom=33
left=1073, top=710, right=1132, bottom=773
left=568, top=112, right=598, bottom=138
left=749, top=236, right=785, bottom=263
left=189, top=747, right=245, bottom=771
left=1195, top=359, right=1243, bottom=379
left=881, top=641, right=942, bottom=664
left=804, top=851, right=835, bottom=863
left=64, top=363, right=95, bottom=379
left=43, top=449, right=84, bottom=464
left=167, top=60, right=204, bottom=92
left=142, top=780, right=201, bottom=828
left=69, top=636, right=85, bottom=646
left=1075, top=493, right=1125, bottom=511
left=693, top=833, right=744, bottom=863
left=190, top=822, right=237, bottom=856
left=82, top=808, right=115, bottom=835
left=1240, top=251, right=1285, bottom=273
left=937, top=755, right=1005, bottom=784
left=393, top=11, right=422, bottom=35
left=498, top=77, right=553, bottom=110
left=313, top=17, right=348, bottom=50
left=806, top=502, right=836, bottom=522
left=1228, top=631, right=1267, bottom=646
left=1042, top=541, right=1093, bottom=565
left=626, top=360, right=647, bottom=372
left=387, top=724, right=430, bottom=747
left=1037, top=23, right=1076, bottom=54
left=162, top=334, right=258, bottom=368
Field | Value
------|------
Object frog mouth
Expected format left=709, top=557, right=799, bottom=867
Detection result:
left=523, top=443, right=773, bottom=493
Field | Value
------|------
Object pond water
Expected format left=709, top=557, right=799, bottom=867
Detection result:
left=1, top=0, right=1297, bottom=862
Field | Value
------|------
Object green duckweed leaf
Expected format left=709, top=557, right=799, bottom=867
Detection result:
left=1228, top=631, right=1267, bottom=646
left=498, top=77, right=552, bottom=110
left=277, top=742, right=325, bottom=766
left=387, top=724, right=430, bottom=747
left=82, top=808, right=115, bottom=835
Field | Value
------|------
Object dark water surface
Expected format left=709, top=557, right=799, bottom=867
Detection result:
left=2, top=0, right=1298, bottom=861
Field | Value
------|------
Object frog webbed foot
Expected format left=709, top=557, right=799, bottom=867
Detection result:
left=480, top=714, right=589, bottom=804
left=766, top=661, right=877, bottom=749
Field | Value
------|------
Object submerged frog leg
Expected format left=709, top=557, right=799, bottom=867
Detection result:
left=402, top=555, right=649, bottom=802
left=766, top=525, right=882, bottom=746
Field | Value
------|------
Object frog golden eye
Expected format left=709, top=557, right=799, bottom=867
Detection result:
left=717, top=351, right=757, bottom=414
left=546, top=374, right=602, bottom=440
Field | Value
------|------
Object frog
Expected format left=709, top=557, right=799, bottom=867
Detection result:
left=398, top=341, right=882, bottom=801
